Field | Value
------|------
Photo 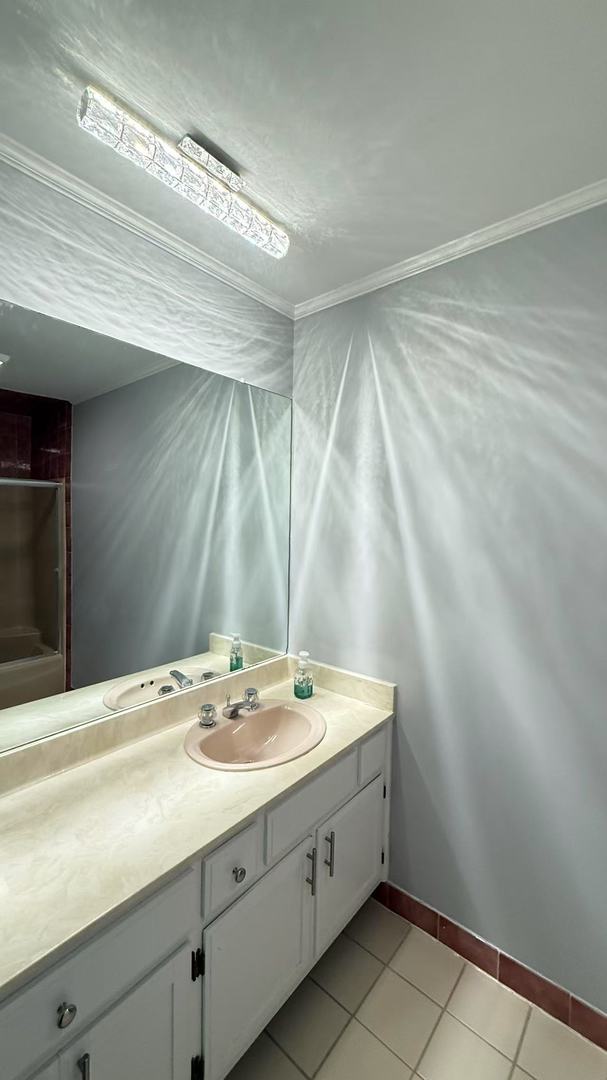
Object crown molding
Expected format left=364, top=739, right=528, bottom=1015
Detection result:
left=2, top=131, right=606, bottom=326
left=293, top=177, right=607, bottom=320
left=0, top=133, right=295, bottom=319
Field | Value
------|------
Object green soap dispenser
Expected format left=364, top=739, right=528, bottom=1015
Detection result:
left=229, top=634, right=244, bottom=672
left=294, top=650, right=313, bottom=699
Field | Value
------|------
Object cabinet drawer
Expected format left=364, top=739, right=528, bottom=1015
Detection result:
left=359, top=726, right=388, bottom=786
left=202, top=818, right=263, bottom=922
left=0, top=867, right=199, bottom=1080
left=266, top=750, right=358, bottom=862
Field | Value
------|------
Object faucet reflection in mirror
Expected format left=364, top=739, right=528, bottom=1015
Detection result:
left=0, top=300, right=291, bottom=754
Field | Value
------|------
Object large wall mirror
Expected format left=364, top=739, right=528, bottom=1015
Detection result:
left=0, top=299, right=291, bottom=752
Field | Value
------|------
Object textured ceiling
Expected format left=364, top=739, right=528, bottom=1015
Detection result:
left=0, top=0, right=606, bottom=310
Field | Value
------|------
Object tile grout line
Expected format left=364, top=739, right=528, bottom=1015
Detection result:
left=506, top=1005, right=533, bottom=1080
left=343, top=911, right=413, bottom=964
left=306, top=918, right=412, bottom=1036
left=355, top=951, right=525, bottom=1077
left=344, top=932, right=434, bottom=1076
left=308, top=956, right=385, bottom=1018
left=264, top=1028, right=311, bottom=1080
left=309, top=1016, right=357, bottom=1080
left=353, top=952, right=467, bottom=1077
left=442, top=980, right=532, bottom=1063
left=411, top=961, right=467, bottom=1077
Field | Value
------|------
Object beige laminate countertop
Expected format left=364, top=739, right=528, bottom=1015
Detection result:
left=0, top=678, right=393, bottom=1003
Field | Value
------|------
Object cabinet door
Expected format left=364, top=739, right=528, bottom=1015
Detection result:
left=203, top=835, right=315, bottom=1080
left=58, top=944, right=198, bottom=1080
left=316, top=775, right=384, bottom=955
left=27, top=1063, right=59, bottom=1080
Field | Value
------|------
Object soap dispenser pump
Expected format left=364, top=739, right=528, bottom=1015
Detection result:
left=294, top=651, right=313, bottom=699
left=229, top=634, right=243, bottom=672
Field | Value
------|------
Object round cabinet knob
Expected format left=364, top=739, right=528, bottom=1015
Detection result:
left=57, top=1001, right=77, bottom=1029
left=233, top=866, right=247, bottom=884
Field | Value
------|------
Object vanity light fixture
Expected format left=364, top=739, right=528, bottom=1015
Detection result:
left=77, top=87, right=289, bottom=259
left=178, top=135, right=243, bottom=192
left=0, top=353, right=10, bottom=366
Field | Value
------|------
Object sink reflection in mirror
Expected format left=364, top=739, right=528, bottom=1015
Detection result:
left=184, top=699, right=327, bottom=771
left=102, top=661, right=220, bottom=711
left=0, top=299, right=291, bottom=753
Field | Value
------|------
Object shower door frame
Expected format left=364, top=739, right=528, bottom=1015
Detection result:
left=0, top=477, right=67, bottom=676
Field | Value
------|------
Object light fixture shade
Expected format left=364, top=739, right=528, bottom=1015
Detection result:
left=178, top=135, right=243, bottom=192
left=77, top=88, right=289, bottom=259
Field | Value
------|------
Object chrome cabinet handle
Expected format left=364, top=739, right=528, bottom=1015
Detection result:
left=77, top=1052, right=90, bottom=1079
left=57, top=1001, right=77, bottom=1029
left=233, top=866, right=247, bottom=884
left=324, top=830, right=336, bottom=877
left=306, top=847, right=317, bottom=896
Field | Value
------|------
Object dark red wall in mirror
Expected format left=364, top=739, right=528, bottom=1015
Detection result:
left=0, top=388, right=72, bottom=688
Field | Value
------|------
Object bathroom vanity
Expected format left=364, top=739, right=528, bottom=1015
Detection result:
left=0, top=663, right=394, bottom=1080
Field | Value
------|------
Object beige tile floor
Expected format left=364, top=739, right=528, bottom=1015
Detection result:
left=228, top=898, right=607, bottom=1080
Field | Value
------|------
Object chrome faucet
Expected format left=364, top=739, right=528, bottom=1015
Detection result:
left=222, top=688, right=260, bottom=719
left=170, top=668, right=193, bottom=689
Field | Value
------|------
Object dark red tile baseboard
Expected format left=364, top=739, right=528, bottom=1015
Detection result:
left=570, top=998, right=607, bottom=1053
left=388, top=885, right=438, bottom=937
left=438, top=915, right=498, bottom=978
left=498, top=952, right=569, bottom=1024
left=374, top=881, right=607, bottom=1054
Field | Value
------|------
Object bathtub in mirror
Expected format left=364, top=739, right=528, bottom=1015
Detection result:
left=0, top=299, right=291, bottom=752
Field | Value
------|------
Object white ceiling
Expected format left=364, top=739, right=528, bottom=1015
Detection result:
left=0, top=0, right=606, bottom=315
left=0, top=301, right=178, bottom=403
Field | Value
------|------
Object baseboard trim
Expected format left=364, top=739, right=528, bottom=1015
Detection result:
left=374, top=881, right=607, bottom=1053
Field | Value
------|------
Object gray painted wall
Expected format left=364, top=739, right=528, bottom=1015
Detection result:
left=290, top=205, right=607, bottom=1012
left=0, top=162, right=293, bottom=396
left=72, top=363, right=290, bottom=687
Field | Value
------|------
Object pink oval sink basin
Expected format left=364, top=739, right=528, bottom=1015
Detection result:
left=184, top=698, right=326, bottom=771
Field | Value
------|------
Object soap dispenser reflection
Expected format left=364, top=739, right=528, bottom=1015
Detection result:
left=229, top=634, right=244, bottom=672
left=294, top=651, right=314, bottom=699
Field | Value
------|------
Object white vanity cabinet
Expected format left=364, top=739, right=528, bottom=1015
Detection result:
left=201, top=728, right=391, bottom=1080
left=4, top=720, right=392, bottom=1080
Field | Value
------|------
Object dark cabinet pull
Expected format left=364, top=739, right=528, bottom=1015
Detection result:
left=77, top=1052, right=90, bottom=1079
left=306, top=847, right=317, bottom=896
left=233, top=866, right=247, bottom=884
left=57, top=1002, right=77, bottom=1029
left=324, top=830, right=336, bottom=877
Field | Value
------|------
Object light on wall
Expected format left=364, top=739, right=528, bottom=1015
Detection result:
left=77, top=87, right=290, bottom=259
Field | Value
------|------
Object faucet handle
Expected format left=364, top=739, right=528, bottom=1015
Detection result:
left=244, top=687, right=259, bottom=709
left=199, top=703, right=217, bottom=728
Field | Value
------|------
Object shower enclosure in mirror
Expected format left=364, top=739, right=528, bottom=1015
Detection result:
left=0, top=299, right=291, bottom=753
